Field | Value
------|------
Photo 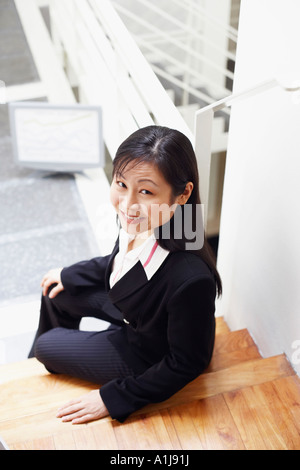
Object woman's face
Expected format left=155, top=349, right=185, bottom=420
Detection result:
left=110, top=161, right=192, bottom=237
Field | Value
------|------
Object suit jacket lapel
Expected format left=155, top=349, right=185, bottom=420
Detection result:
left=104, top=238, right=120, bottom=291
left=104, top=234, right=153, bottom=304
left=108, top=261, right=148, bottom=303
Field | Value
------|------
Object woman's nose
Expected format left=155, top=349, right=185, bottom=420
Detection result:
left=126, top=202, right=140, bottom=215
left=119, top=195, right=140, bottom=214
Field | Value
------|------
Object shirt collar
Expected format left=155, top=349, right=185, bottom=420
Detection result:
left=118, top=229, right=169, bottom=280
left=119, top=228, right=156, bottom=261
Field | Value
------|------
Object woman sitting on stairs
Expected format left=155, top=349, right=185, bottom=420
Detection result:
left=29, top=125, right=222, bottom=424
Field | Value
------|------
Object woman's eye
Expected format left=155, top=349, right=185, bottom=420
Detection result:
left=115, top=181, right=152, bottom=195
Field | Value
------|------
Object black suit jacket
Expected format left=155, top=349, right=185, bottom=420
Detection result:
left=61, top=239, right=216, bottom=422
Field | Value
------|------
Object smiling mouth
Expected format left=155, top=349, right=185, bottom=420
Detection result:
left=120, top=210, right=146, bottom=223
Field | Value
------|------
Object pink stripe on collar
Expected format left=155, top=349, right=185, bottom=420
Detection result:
left=143, top=241, right=159, bottom=268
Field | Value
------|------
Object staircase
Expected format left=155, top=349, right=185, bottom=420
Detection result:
left=1, top=317, right=299, bottom=450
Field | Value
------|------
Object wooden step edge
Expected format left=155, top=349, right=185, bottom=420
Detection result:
left=0, top=372, right=97, bottom=423
left=213, top=328, right=258, bottom=356
left=206, top=344, right=262, bottom=372
left=0, top=358, right=48, bottom=385
left=131, top=354, right=295, bottom=417
left=215, top=316, right=230, bottom=335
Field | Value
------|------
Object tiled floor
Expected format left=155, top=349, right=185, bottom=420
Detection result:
left=0, top=0, right=103, bottom=363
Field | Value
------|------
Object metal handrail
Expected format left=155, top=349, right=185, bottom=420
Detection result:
left=49, top=0, right=193, bottom=157
left=134, top=34, right=232, bottom=99
left=195, top=78, right=300, bottom=227
left=112, top=2, right=235, bottom=83
left=113, top=0, right=236, bottom=62
left=90, top=0, right=193, bottom=137
left=179, top=0, right=238, bottom=43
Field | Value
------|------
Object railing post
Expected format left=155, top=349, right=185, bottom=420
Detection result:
left=194, top=107, right=214, bottom=230
left=194, top=77, right=300, bottom=233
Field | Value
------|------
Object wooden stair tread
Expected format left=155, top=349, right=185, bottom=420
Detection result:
left=131, top=354, right=294, bottom=416
left=1, top=373, right=96, bottom=422
left=206, top=345, right=261, bottom=372
left=1, top=354, right=294, bottom=447
left=213, top=328, right=257, bottom=355
left=208, top=325, right=261, bottom=371
left=7, top=375, right=300, bottom=450
left=224, top=375, right=300, bottom=450
left=0, top=357, right=47, bottom=384
left=1, top=316, right=299, bottom=450
left=215, top=316, right=230, bottom=335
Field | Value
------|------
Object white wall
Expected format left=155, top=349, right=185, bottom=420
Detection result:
left=216, top=0, right=300, bottom=375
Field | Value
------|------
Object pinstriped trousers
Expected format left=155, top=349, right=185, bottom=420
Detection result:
left=28, top=285, right=135, bottom=384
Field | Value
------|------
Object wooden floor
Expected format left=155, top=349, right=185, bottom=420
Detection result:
left=1, top=317, right=300, bottom=450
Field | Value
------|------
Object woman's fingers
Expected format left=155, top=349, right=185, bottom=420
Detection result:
left=40, top=268, right=64, bottom=297
left=57, top=400, right=92, bottom=424
left=48, top=282, right=64, bottom=299
left=57, top=404, right=84, bottom=422
left=41, top=278, right=53, bottom=296
left=57, top=399, right=81, bottom=417
left=56, top=391, right=109, bottom=424
left=70, top=414, right=93, bottom=425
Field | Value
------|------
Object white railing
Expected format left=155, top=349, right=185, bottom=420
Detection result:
left=49, top=0, right=193, bottom=159
left=195, top=78, right=300, bottom=227
left=112, top=0, right=237, bottom=108
left=180, top=0, right=238, bottom=43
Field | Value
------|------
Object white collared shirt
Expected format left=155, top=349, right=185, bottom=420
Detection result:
left=109, top=229, right=169, bottom=288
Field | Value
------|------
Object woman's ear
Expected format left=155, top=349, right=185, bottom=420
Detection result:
left=178, top=182, right=194, bottom=205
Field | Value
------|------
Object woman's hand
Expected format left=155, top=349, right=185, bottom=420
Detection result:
left=56, top=390, right=109, bottom=424
left=41, top=267, right=64, bottom=298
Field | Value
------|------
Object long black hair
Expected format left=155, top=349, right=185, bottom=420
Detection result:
left=112, top=125, right=222, bottom=296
